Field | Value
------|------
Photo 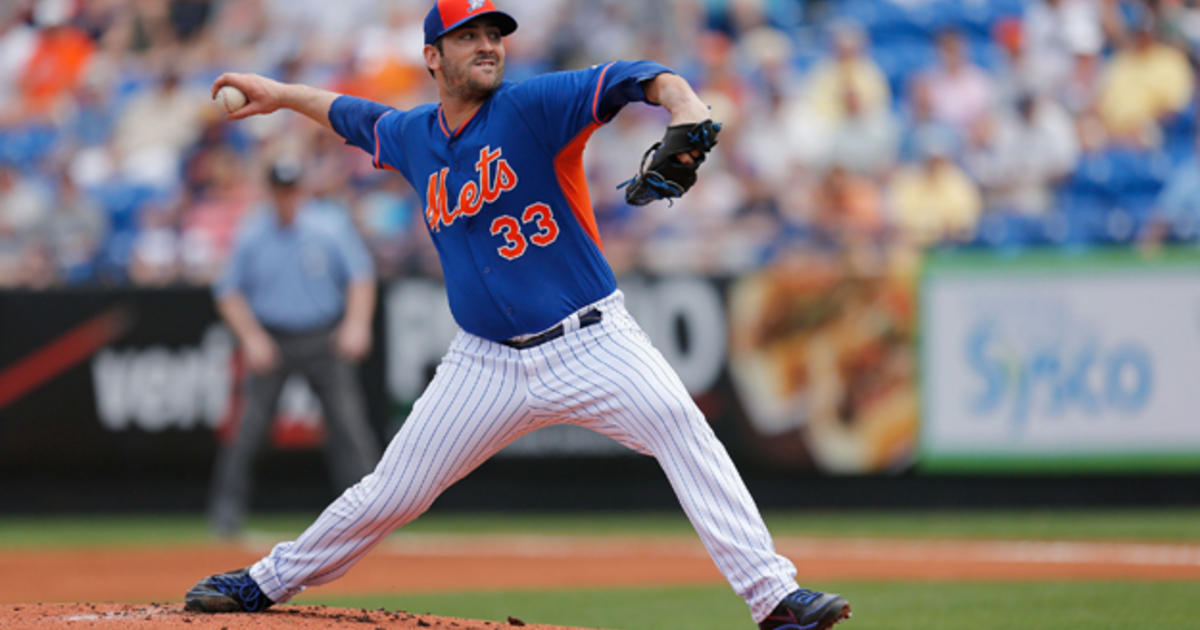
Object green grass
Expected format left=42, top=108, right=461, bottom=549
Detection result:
left=1, top=508, right=1198, bottom=547
left=304, top=581, right=1200, bottom=630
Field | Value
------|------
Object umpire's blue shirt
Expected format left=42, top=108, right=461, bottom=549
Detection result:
left=215, top=201, right=374, bottom=332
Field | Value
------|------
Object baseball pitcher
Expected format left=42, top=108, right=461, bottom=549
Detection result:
left=185, top=2, right=850, bottom=629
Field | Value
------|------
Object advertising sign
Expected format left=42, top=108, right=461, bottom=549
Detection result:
left=384, top=269, right=921, bottom=473
left=921, top=251, right=1200, bottom=472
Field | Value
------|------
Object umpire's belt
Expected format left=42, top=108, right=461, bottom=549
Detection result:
left=500, top=308, right=603, bottom=350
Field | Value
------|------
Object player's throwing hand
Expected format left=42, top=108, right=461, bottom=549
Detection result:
left=211, top=73, right=285, bottom=120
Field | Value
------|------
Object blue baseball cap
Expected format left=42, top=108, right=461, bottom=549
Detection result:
left=425, top=0, right=518, bottom=46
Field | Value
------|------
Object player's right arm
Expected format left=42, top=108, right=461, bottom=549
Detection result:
left=211, top=72, right=342, bottom=131
left=212, top=73, right=405, bottom=174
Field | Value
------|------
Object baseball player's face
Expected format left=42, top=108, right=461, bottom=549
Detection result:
left=434, top=19, right=505, bottom=101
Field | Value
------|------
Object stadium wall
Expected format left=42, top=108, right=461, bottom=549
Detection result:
left=2, top=250, right=1199, bottom=512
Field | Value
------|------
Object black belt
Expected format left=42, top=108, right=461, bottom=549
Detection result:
left=500, top=308, right=603, bottom=350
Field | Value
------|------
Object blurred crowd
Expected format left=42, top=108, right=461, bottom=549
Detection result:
left=1, top=0, right=1199, bottom=289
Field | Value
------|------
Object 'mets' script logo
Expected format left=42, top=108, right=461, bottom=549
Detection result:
left=424, top=145, right=517, bottom=231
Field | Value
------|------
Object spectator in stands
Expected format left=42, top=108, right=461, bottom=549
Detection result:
left=259, top=0, right=381, bottom=64
left=1056, top=41, right=1105, bottom=116
left=0, top=0, right=1197, bottom=292
left=0, top=181, right=24, bottom=287
left=739, top=81, right=815, bottom=189
left=0, top=164, right=50, bottom=240
left=207, top=159, right=380, bottom=539
left=347, top=4, right=428, bottom=106
left=112, top=70, right=207, bottom=191
left=800, top=21, right=897, bottom=176
left=13, top=237, right=55, bottom=288
left=1097, top=13, right=1193, bottom=146
left=804, top=21, right=891, bottom=127
left=44, top=172, right=107, bottom=284
left=18, top=0, right=93, bottom=118
left=1161, top=0, right=1200, bottom=67
left=824, top=82, right=898, bottom=177
left=696, top=30, right=754, bottom=116
left=64, top=75, right=119, bottom=149
left=0, top=161, right=54, bottom=288
left=167, top=0, right=214, bottom=43
left=179, top=141, right=255, bottom=284
left=0, top=2, right=37, bottom=123
left=889, top=139, right=982, bottom=246
left=919, top=29, right=995, bottom=132
left=992, top=17, right=1059, bottom=105
left=897, top=78, right=962, bottom=164
left=1024, top=0, right=1107, bottom=92
left=964, top=93, right=1079, bottom=214
left=813, top=165, right=885, bottom=248
left=128, top=202, right=182, bottom=286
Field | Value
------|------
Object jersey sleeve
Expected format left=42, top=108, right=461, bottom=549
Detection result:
left=512, top=60, right=675, bottom=151
left=328, top=95, right=408, bottom=173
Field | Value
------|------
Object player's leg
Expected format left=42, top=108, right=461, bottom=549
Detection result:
left=298, top=334, right=381, bottom=492
left=207, top=361, right=288, bottom=537
left=247, top=332, right=537, bottom=604
left=533, top=293, right=801, bottom=623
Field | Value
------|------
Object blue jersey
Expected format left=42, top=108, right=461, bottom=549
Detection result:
left=329, top=60, right=672, bottom=341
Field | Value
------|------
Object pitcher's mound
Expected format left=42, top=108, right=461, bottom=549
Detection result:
left=1, top=602, right=594, bottom=629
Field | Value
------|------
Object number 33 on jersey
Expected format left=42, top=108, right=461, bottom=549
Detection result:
left=424, top=145, right=559, bottom=260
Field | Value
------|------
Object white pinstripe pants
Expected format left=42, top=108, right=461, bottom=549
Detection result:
left=250, top=290, right=798, bottom=622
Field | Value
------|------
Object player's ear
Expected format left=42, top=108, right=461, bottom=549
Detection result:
left=423, top=44, right=441, bottom=78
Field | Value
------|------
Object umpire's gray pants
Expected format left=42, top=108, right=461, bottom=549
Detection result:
left=208, top=325, right=381, bottom=536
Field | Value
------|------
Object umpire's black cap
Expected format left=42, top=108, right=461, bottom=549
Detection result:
left=267, top=159, right=302, bottom=188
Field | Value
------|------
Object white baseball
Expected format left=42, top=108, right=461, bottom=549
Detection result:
left=215, top=85, right=248, bottom=113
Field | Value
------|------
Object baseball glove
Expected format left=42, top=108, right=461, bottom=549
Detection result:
left=618, top=119, right=722, bottom=206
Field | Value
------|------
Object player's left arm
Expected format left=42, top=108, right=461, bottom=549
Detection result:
left=615, top=70, right=722, bottom=206
left=643, top=73, right=713, bottom=165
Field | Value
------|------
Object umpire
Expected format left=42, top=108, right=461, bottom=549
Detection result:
left=208, top=158, right=381, bottom=538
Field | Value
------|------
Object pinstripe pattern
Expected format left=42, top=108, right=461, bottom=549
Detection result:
left=249, top=290, right=798, bottom=622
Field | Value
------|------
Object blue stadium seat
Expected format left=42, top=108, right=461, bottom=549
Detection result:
left=1161, top=100, right=1197, bottom=166
left=1107, top=148, right=1169, bottom=195
left=1064, top=153, right=1114, bottom=196
left=872, top=37, right=936, bottom=97
left=89, top=182, right=163, bottom=233
left=0, top=125, right=59, bottom=168
left=968, top=211, right=1037, bottom=251
left=1098, top=207, right=1139, bottom=244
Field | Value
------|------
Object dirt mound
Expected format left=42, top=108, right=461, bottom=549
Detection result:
left=0, top=602, right=592, bottom=629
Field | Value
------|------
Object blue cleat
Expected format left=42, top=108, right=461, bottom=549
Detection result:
left=758, top=588, right=851, bottom=630
left=184, top=568, right=274, bottom=613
